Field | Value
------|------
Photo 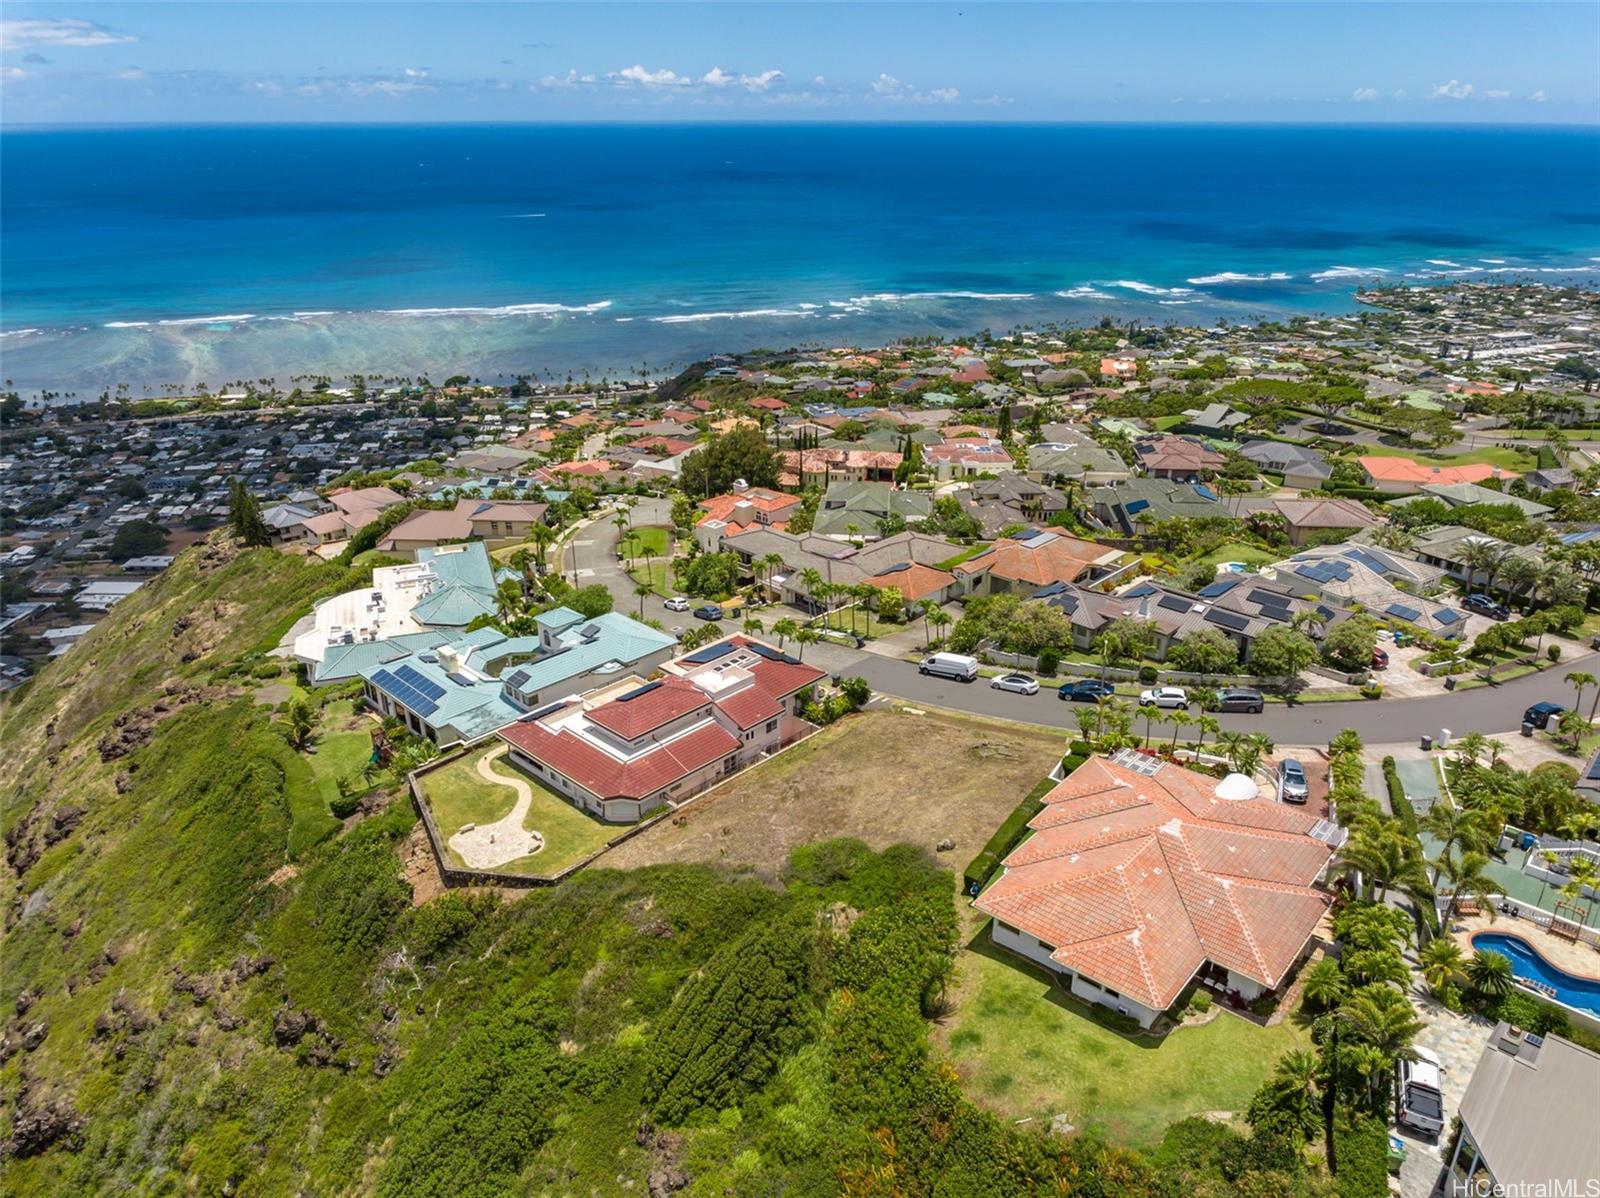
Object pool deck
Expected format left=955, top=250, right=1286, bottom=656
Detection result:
left=1452, top=915, right=1600, bottom=981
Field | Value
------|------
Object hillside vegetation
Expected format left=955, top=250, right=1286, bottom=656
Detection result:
left=1, top=537, right=1352, bottom=1196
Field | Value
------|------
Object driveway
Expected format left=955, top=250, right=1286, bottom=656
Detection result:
left=565, top=496, right=671, bottom=599
left=837, top=651, right=1600, bottom=743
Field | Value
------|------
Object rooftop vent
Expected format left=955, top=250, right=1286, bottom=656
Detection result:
left=1215, top=773, right=1259, bottom=802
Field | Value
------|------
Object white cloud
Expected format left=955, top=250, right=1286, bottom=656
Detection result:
left=869, top=73, right=961, bottom=104
left=926, top=87, right=959, bottom=103
left=1431, top=79, right=1474, bottom=100
left=871, top=73, right=904, bottom=96
left=611, top=64, right=693, bottom=88
left=403, top=67, right=429, bottom=79
left=1530, top=89, right=1548, bottom=102
left=539, top=70, right=597, bottom=88
left=2, top=66, right=26, bottom=80
left=700, top=66, right=737, bottom=88
left=699, top=66, right=784, bottom=92
left=113, top=66, right=148, bottom=81
left=812, top=75, right=827, bottom=87
left=740, top=69, right=783, bottom=93
left=1484, top=89, right=1511, bottom=100
left=973, top=94, right=1015, bottom=107
left=0, top=17, right=136, bottom=50
left=1351, top=87, right=1380, bottom=102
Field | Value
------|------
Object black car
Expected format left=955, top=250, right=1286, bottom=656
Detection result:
left=1058, top=679, right=1116, bottom=702
left=1463, top=593, right=1511, bottom=621
left=692, top=604, right=724, bottom=621
left=1524, top=701, right=1565, bottom=730
left=1210, top=687, right=1265, bottom=714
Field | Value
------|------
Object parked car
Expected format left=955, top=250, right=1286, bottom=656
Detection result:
left=1463, top=593, right=1512, bottom=621
left=663, top=596, right=690, bottom=612
left=1138, top=686, right=1189, bottom=709
left=1278, top=759, right=1309, bottom=804
left=1059, top=679, right=1116, bottom=703
left=990, top=673, right=1040, bottom=696
left=1397, top=1048, right=1446, bottom=1136
left=1370, top=647, right=1389, bottom=670
left=1209, top=687, right=1265, bottom=714
left=693, top=603, right=724, bottom=621
left=1524, top=701, right=1565, bottom=730
left=919, top=652, right=979, bottom=682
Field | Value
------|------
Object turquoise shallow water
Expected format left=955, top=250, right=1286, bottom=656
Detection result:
left=2, top=122, right=1598, bottom=391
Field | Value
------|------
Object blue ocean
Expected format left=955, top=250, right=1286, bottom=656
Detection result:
left=2, top=123, right=1598, bottom=394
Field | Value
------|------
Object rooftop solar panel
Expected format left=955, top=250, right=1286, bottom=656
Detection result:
left=1054, top=594, right=1081, bottom=614
left=748, top=642, right=801, bottom=665
left=1346, top=548, right=1393, bottom=575
left=1436, top=610, right=1462, bottom=624
left=1246, top=588, right=1286, bottom=606
left=1124, top=582, right=1158, bottom=598
left=1198, top=578, right=1240, bottom=598
left=1157, top=594, right=1192, bottom=614
left=395, top=664, right=446, bottom=701
left=680, top=641, right=737, bottom=664
left=1385, top=603, right=1423, bottom=622
left=1205, top=609, right=1250, bottom=632
left=1586, top=754, right=1600, bottom=782
left=616, top=680, right=663, bottom=702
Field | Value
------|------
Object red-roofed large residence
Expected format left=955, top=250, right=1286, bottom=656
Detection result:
left=1358, top=456, right=1519, bottom=495
left=976, top=751, right=1343, bottom=1028
left=498, top=636, right=824, bottom=822
left=697, top=486, right=803, bottom=535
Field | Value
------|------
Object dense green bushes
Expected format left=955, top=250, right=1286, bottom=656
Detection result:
left=963, top=774, right=1056, bottom=893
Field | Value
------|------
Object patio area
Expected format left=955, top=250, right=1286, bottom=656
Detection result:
left=1424, top=833, right=1600, bottom=931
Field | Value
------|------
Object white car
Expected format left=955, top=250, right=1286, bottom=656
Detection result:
left=990, top=673, right=1040, bottom=696
left=1138, top=686, right=1189, bottom=709
left=663, top=596, right=691, bottom=612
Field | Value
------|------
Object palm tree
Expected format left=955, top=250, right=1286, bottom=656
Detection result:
left=1337, top=986, right=1425, bottom=1121
left=926, top=606, right=952, bottom=647
left=1300, top=958, right=1347, bottom=1011
left=1217, top=731, right=1248, bottom=774
left=1557, top=706, right=1589, bottom=750
left=794, top=627, right=819, bottom=662
left=1073, top=706, right=1100, bottom=743
left=1467, top=948, right=1514, bottom=999
left=1339, top=820, right=1429, bottom=903
left=1454, top=730, right=1489, bottom=769
left=1167, top=709, right=1193, bottom=753
left=1438, top=850, right=1499, bottom=921
left=1193, top=714, right=1220, bottom=755
left=1255, top=1049, right=1323, bottom=1141
left=1422, top=805, right=1489, bottom=889
left=634, top=581, right=653, bottom=618
left=759, top=552, right=784, bottom=597
left=1418, top=938, right=1466, bottom=998
left=743, top=617, right=764, bottom=638
left=772, top=617, right=799, bottom=650
left=529, top=521, right=556, bottom=571
left=1567, top=671, right=1598, bottom=722
left=797, top=567, right=824, bottom=615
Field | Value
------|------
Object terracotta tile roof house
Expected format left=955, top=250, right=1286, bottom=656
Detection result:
left=1358, top=456, right=1518, bottom=495
left=749, top=396, right=790, bottom=412
left=954, top=531, right=1123, bottom=594
left=1100, top=357, right=1139, bottom=380
left=977, top=752, right=1339, bottom=1026
left=857, top=561, right=958, bottom=604
left=697, top=487, right=802, bottom=533
left=627, top=436, right=699, bottom=457
left=500, top=636, right=823, bottom=822
left=778, top=448, right=902, bottom=489
left=922, top=438, right=1013, bottom=480
left=1133, top=435, right=1228, bottom=480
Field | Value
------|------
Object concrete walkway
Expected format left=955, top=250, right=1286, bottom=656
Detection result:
left=446, top=745, right=544, bottom=869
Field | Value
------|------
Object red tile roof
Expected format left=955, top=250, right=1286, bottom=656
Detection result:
left=585, top=677, right=709, bottom=741
left=713, top=684, right=783, bottom=729
left=698, top=489, right=801, bottom=524
left=976, top=755, right=1332, bottom=1012
left=1358, top=456, right=1515, bottom=486
left=953, top=534, right=1116, bottom=587
left=501, top=717, right=738, bottom=801
left=861, top=562, right=955, bottom=602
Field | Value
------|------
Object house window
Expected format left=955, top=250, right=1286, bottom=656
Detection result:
left=744, top=731, right=754, bottom=741
left=724, top=755, right=738, bottom=772
left=1101, top=986, right=1120, bottom=999
left=765, top=718, right=778, bottom=733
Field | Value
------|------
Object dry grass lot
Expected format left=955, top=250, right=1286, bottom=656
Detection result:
left=603, top=705, right=1066, bottom=879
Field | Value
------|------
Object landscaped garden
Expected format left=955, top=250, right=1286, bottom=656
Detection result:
left=1195, top=541, right=1279, bottom=569
left=938, top=930, right=1313, bottom=1146
left=303, top=699, right=376, bottom=807
left=419, top=744, right=618, bottom=876
left=618, top=526, right=671, bottom=560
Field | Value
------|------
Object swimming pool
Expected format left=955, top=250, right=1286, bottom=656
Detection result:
left=1471, top=933, right=1600, bottom=1020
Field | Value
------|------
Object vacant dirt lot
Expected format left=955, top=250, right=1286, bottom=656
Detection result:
left=602, top=705, right=1065, bottom=879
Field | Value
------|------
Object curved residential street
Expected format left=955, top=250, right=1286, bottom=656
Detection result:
left=833, top=650, right=1600, bottom=746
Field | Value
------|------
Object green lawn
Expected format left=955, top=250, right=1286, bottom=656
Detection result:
left=814, top=609, right=903, bottom=640
left=628, top=559, right=676, bottom=598
left=304, top=701, right=375, bottom=807
left=619, top=526, right=671, bottom=559
left=421, top=746, right=620, bottom=877
left=1350, top=442, right=1537, bottom=472
left=1195, top=542, right=1278, bottom=568
left=941, top=927, right=1311, bottom=1146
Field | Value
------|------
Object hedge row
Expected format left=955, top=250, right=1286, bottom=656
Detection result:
left=963, top=748, right=1092, bottom=894
left=1382, top=754, right=1439, bottom=935
left=1333, top=1114, right=1392, bottom=1198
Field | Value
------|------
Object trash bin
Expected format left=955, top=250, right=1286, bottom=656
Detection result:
left=1420, top=734, right=1433, bottom=751
left=1521, top=721, right=1535, bottom=737
left=1439, top=728, right=1452, bottom=749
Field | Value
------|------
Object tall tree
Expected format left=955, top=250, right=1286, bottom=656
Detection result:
left=228, top=477, right=271, bottom=547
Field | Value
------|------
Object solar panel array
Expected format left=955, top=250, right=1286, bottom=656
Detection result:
left=1198, top=578, right=1240, bottom=599
left=1436, top=610, right=1462, bottom=625
left=1111, top=747, right=1166, bottom=777
left=616, top=680, right=663, bottom=703
left=1157, top=594, right=1192, bottom=614
left=1346, top=548, right=1394, bottom=576
left=1385, top=603, right=1422, bottom=622
left=1205, top=609, right=1250, bottom=632
left=681, top=641, right=737, bottom=664
left=395, top=664, right=446, bottom=701
left=1125, top=582, right=1158, bottom=598
left=370, top=668, right=440, bottom=718
left=748, top=642, right=801, bottom=665
left=1294, top=560, right=1353, bottom=585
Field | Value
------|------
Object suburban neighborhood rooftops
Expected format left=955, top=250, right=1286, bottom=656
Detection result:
left=1359, top=456, right=1517, bottom=487
left=585, top=676, right=710, bottom=740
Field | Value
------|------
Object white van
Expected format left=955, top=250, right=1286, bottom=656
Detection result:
left=1397, top=1048, right=1445, bottom=1136
left=919, top=652, right=979, bottom=682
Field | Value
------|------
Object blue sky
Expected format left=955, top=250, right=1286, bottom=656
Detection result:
left=2, top=2, right=1595, bottom=125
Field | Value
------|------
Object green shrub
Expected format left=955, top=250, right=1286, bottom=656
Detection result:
left=1036, top=647, right=1061, bottom=677
left=1548, top=643, right=1561, bottom=662
left=1333, top=1114, right=1390, bottom=1198
left=961, top=777, right=1053, bottom=894
left=329, top=793, right=360, bottom=819
left=1190, top=990, right=1212, bottom=1014
left=249, top=659, right=283, bottom=678
left=1139, top=665, right=1159, bottom=684
left=1068, top=739, right=1093, bottom=757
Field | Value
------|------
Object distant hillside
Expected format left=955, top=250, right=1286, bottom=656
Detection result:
left=0, top=535, right=1336, bottom=1196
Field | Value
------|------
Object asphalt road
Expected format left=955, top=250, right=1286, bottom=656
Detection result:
left=565, top=496, right=671, bottom=595
left=840, top=652, right=1600, bottom=748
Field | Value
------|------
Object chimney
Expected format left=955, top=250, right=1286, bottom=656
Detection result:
left=732, top=478, right=749, bottom=493
left=1138, top=595, right=1152, bottom=620
left=436, top=645, right=461, bottom=676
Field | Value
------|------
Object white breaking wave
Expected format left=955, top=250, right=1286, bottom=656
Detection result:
left=650, top=307, right=817, bottom=324
left=0, top=328, right=43, bottom=339
left=106, top=313, right=256, bottom=328
left=1480, top=258, right=1507, bottom=264
left=1309, top=266, right=1388, bottom=281
left=1102, top=280, right=1196, bottom=296
left=1055, top=287, right=1113, bottom=299
left=1184, top=272, right=1292, bottom=285
left=1425, top=259, right=1464, bottom=268
left=506, top=213, right=546, bottom=218
left=379, top=301, right=612, bottom=317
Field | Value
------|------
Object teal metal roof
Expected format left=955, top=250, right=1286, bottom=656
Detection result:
left=410, top=582, right=497, bottom=628
left=535, top=606, right=584, bottom=630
